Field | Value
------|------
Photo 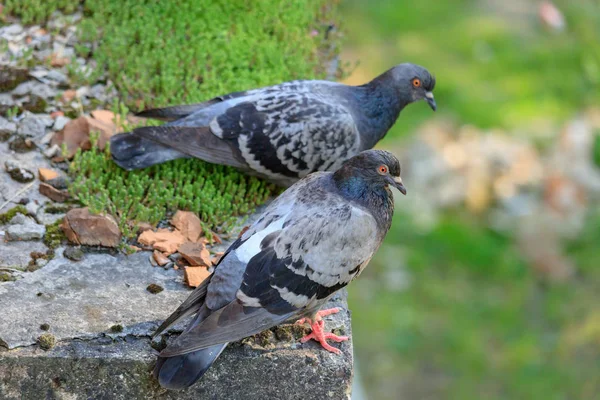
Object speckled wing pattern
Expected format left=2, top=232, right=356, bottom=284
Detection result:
left=160, top=173, right=381, bottom=356
left=209, top=82, right=361, bottom=181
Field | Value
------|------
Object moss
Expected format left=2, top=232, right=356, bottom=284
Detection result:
left=68, top=145, right=276, bottom=239
left=4, top=0, right=79, bottom=24
left=37, top=333, right=56, bottom=350
left=109, top=324, right=123, bottom=333
left=40, top=323, right=50, bottom=331
left=44, top=220, right=66, bottom=249
left=146, top=283, right=164, bottom=294
left=27, top=250, right=54, bottom=272
left=45, top=204, right=71, bottom=214
left=0, top=272, right=15, bottom=282
left=0, top=205, right=28, bottom=225
left=253, top=329, right=275, bottom=347
left=275, top=324, right=310, bottom=341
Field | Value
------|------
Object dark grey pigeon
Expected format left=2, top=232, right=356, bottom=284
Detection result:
left=152, top=149, right=407, bottom=389
left=111, top=64, right=435, bottom=186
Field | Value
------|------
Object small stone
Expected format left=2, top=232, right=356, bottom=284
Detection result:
left=53, top=115, right=70, bottom=131
left=50, top=54, right=70, bottom=67
left=43, top=144, right=60, bottom=158
left=9, top=213, right=32, bottom=225
left=184, top=266, right=211, bottom=288
left=178, top=241, right=212, bottom=267
left=8, top=136, right=36, bottom=153
left=0, top=66, right=28, bottom=92
left=61, top=207, right=121, bottom=247
left=5, top=160, right=35, bottom=183
left=138, top=228, right=186, bottom=255
left=46, top=70, right=68, bottom=84
left=6, top=221, right=46, bottom=241
left=64, top=246, right=84, bottom=261
left=26, top=201, right=41, bottom=216
left=39, top=182, right=70, bottom=202
left=146, top=283, right=164, bottom=294
left=153, top=250, right=170, bottom=267
left=12, top=81, right=57, bottom=98
left=171, top=210, right=203, bottom=242
left=0, top=116, right=17, bottom=141
left=46, top=176, right=69, bottom=190
left=38, top=168, right=59, bottom=181
left=62, top=89, right=76, bottom=102
left=16, top=115, right=47, bottom=137
left=37, top=333, right=56, bottom=350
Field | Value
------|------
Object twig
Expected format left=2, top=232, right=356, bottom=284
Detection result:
left=0, top=181, right=36, bottom=212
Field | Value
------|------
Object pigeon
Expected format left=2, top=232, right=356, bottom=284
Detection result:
left=111, top=63, right=435, bottom=186
left=152, top=149, right=407, bottom=389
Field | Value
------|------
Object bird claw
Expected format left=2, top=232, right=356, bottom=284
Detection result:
left=296, top=308, right=348, bottom=354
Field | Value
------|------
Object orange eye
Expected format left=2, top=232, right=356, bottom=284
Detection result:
left=377, top=165, right=389, bottom=175
left=412, top=78, right=421, bottom=88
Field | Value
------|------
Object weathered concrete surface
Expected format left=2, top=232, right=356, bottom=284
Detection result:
left=0, top=248, right=353, bottom=399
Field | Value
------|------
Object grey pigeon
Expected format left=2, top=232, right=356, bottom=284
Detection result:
left=153, top=149, right=407, bottom=389
left=111, top=64, right=435, bottom=186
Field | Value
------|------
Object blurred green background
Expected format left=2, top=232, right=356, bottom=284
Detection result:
left=341, top=0, right=600, bottom=399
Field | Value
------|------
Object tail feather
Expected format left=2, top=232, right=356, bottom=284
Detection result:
left=153, top=344, right=227, bottom=390
left=110, top=132, right=188, bottom=170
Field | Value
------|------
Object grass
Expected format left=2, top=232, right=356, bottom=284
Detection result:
left=5, top=0, right=342, bottom=243
left=340, top=0, right=600, bottom=135
left=350, top=211, right=600, bottom=400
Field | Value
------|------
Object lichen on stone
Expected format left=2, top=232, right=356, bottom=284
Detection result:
left=37, top=333, right=56, bottom=350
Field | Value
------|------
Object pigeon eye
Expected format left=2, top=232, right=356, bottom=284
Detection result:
left=377, top=165, right=389, bottom=175
left=412, top=78, right=421, bottom=88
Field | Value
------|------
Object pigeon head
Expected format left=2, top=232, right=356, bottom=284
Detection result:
left=333, top=150, right=407, bottom=196
left=387, top=63, right=437, bottom=111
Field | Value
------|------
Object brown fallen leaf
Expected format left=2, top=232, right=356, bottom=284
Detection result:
left=61, top=207, right=121, bottom=247
left=91, top=109, right=122, bottom=128
left=153, top=250, right=170, bottom=267
left=184, top=266, right=211, bottom=288
left=178, top=241, right=212, bottom=267
left=51, top=115, right=119, bottom=160
left=138, top=228, right=186, bottom=255
left=171, top=210, right=203, bottom=242
left=50, top=54, right=70, bottom=67
left=39, top=182, right=69, bottom=202
left=62, top=89, right=76, bottom=102
left=38, top=168, right=59, bottom=182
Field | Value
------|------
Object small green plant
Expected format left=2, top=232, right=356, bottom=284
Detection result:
left=68, top=141, right=276, bottom=239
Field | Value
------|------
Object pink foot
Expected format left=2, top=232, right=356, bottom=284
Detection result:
left=295, top=308, right=349, bottom=354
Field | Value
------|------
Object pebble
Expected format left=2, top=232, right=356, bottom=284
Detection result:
left=16, top=115, right=47, bottom=137
left=6, top=219, right=46, bottom=241
left=53, top=115, right=70, bottom=131
left=64, top=246, right=85, bottom=262
left=4, top=160, right=35, bottom=183
left=46, top=70, right=68, bottom=84
left=0, top=116, right=17, bottom=139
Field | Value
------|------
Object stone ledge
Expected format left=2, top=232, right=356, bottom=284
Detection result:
left=0, top=249, right=353, bottom=399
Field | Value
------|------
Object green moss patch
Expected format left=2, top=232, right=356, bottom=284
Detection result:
left=68, top=144, right=275, bottom=239
left=0, top=205, right=28, bottom=225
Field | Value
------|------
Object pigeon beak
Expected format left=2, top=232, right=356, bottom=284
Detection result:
left=425, top=92, right=436, bottom=111
left=390, top=176, right=407, bottom=195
